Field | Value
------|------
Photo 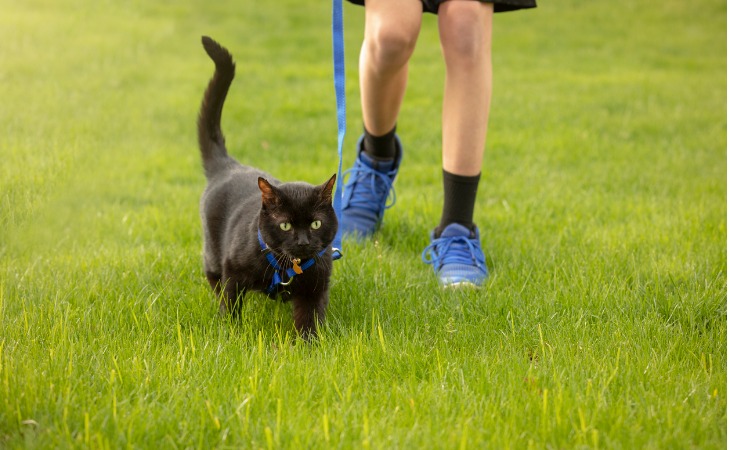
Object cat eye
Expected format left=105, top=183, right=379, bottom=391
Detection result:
left=279, top=222, right=292, bottom=231
left=311, top=220, right=322, bottom=230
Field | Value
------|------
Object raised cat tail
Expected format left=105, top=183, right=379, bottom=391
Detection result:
left=198, top=36, right=236, bottom=178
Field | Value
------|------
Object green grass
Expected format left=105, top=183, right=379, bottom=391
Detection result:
left=0, top=0, right=726, bottom=448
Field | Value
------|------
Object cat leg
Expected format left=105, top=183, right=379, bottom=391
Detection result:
left=205, top=271, right=222, bottom=295
left=291, top=293, right=328, bottom=339
left=203, top=250, right=223, bottom=294
left=220, top=278, right=246, bottom=317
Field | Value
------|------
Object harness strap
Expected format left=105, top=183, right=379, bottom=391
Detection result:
left=331, top=0, right=346, bottom=260
left=258, top=230, right=327, bottom=294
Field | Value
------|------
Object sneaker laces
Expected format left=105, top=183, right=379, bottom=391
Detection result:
left=342, top=160, right=397, bottom=214
left=422, top=235, right=484, bottom=270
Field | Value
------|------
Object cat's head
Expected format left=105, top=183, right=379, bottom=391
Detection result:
left=257, top=175, right=338, bottom=261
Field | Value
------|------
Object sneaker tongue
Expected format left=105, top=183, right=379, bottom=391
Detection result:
left=439, top=223, right=473, bottom=238
left=360, top=151, right=395, bottom=172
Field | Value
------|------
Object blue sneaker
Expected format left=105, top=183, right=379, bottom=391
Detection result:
left=341, top=135, right=402, bottom=237
left=422, top=223, right=489, bottom=287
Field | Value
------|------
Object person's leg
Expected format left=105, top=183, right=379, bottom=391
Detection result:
left=436, top=0, right=493, bottom=234
left=439, top=0, right=493, bottom=177
left=341, top=0, right=422, bottom=237
left=360, top=0, right=422, bottom=140
left=423, top=0, right=492, bottom=285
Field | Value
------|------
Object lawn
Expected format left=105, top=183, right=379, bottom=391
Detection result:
left=0, top=0, right=726, bottom=448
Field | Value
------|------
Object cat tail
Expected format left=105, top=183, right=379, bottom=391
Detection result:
left=198, top=36, right=236, bottom=178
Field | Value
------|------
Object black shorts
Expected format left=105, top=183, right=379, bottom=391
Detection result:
left=345, top=0, right=536, bottom=14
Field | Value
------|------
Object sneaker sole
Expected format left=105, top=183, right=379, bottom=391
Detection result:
left=440, top=280, right=483, bottom=289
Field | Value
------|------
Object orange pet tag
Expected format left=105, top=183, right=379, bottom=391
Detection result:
left=292, top=258, right=303, bottom=275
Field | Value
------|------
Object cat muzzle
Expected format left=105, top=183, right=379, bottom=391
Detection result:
left=257, top=229, right=329, bottom=294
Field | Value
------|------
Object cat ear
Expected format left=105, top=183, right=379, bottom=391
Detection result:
left=258, top=177, right=280, bottom=206
left=319, top=174, right=337, bottom=203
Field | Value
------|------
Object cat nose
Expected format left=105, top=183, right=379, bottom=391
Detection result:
left=296, top=231, right=310, bottom=246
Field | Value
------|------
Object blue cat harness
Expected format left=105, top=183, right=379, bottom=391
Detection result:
left=258, top=230, right=328, bottom=294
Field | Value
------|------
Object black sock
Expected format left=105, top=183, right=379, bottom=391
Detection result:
left=362, top=125, right=397, bottom=160
left=436, top=170, right=481, bottom=237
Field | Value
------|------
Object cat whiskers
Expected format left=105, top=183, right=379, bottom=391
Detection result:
left=261, top=254, right=277, bottom=284
left=278, top=252, right=302, bottom=277
left=260, top=249, right=283, bottom=285
left=261, top=248, right=324, bottom=290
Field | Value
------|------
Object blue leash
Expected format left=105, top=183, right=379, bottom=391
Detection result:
left=331, top=0, right=346, bottom=261
left=255, top=4, right=345, bottom=295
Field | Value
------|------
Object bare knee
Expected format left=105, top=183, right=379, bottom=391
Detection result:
left=365, top=23, right=419, bottom=70
left=439, top=3, right=493, bottom=64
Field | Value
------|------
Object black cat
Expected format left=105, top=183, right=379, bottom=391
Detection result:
left=197, top=36, right=338, bottom=338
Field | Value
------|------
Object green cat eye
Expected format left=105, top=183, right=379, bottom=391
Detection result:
left=279, top=222, right=292, bottom=231
left=311, top=220, right=322, bottom=230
